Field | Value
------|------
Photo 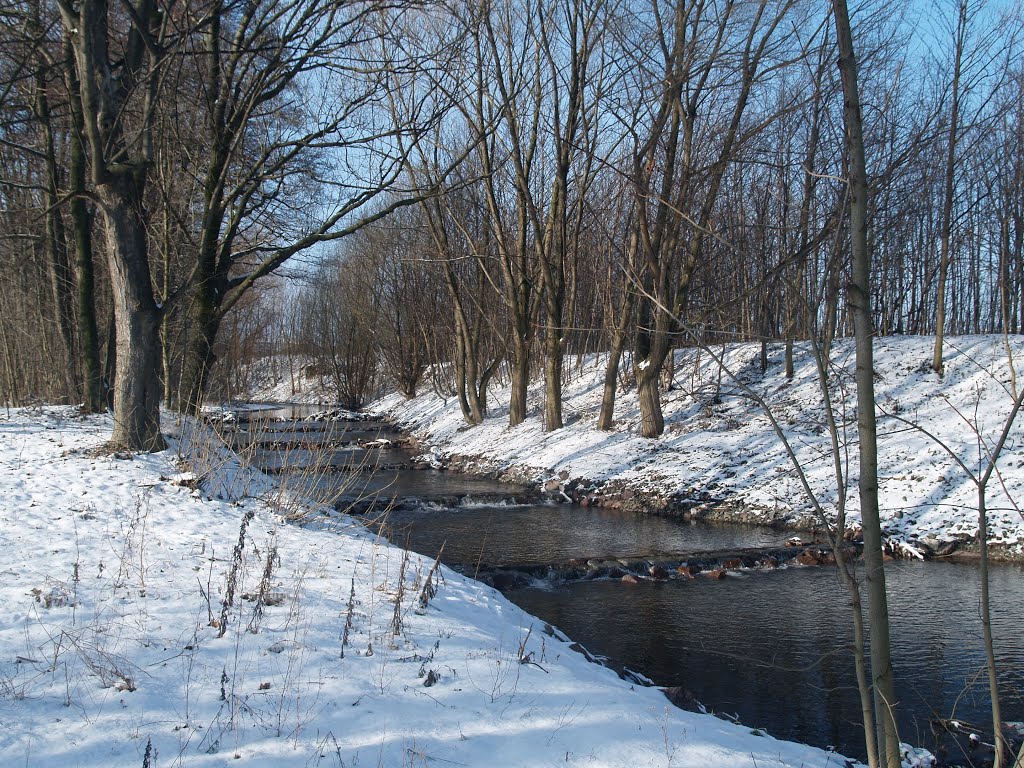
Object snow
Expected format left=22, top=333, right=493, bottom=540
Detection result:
left=0, top=407, right=860, bottom=767
left=370, top=335, right=1024, bottom=555
left=238, top=357, right=334, bottom=405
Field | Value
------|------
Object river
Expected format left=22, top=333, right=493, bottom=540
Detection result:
left=218, top=405, right=1024, bottom=765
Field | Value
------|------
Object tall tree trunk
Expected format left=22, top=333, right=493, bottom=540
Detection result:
left=61, top=0, right=166, bottom=449
left=785, top=55, right=824, bottom=378
left=509, top=332, right=530, bottom=427
left=180, top=311, right=220, bottom=416
left=178, top=12, right=227, bottom=415
left=36, top=75, right=79, bottom=403
left=543, top=327, right=563, bottom=431
left=97, top=179, right=165, bottom=451
left=835, top=544, right=880, bottom=768
left=636, top=366, right=664, bottom=437
left=598, top=294, right=634, bottom=431
left=68, top=120, right=104, bottom=412
left=833, top=2, right=900, bottom=765
left=0, top=319, right=18, bottom=406
left=932, top=0, right=967, bottom=374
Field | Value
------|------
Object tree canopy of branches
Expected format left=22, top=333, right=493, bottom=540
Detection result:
left=3, top=2, right=1024, bottom=762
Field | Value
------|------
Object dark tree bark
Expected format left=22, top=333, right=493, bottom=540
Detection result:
left=59, top=0, right=166, bottom=450
left=34, top=65, right=78, bottom=403
left=65, top=40, right=104, bottom=413
left=96, top=177, right=165, bottom=449
left=176, top=0, right=452, bottom=414
left=596, top=219, right=638, bottom=431
left=629, top=0, right=790, bottom=437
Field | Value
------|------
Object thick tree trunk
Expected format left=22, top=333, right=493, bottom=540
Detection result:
left=634, top=295, right=672, bottom=438
left=597, top=322, right=629, bottom=431
left=97, top=180, right=165, bottom=451
left=635, top=309, right=671, bottom=438
left=636, top=365, right=664, bottom=438
left=178, top=248, right=222, bottom=416
left=833, top=2, right=900, bottom=765
left=509, top=335, right=529, bottom=427
left=180, top=314, right=219, bottom=417
left=61, top=0, right=166, bottom=448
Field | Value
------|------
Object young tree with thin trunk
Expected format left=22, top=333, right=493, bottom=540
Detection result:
left=882, top=368, right=1024, bottom=768
left=832, top=0, right=901, bottom=763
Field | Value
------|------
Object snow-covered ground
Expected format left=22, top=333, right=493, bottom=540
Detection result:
left=0, top=406, right=862, bottom=767
left=370, top=336, right=1024, bottom=557
left=238, top=356, right=336, bottom=405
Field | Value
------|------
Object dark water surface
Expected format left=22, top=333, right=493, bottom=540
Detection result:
left=507, top=561, right=1024, bottom=760
left=382, top=504, right=789, bottom=565
left=238, top=408, right=1024, bottom=763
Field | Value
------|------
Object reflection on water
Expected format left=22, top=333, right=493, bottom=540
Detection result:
left=382, top=504, right=789, bottom=565
left=245, top=408, right=1024, bottom=764
left=505, top=561, right=1024, bottom=762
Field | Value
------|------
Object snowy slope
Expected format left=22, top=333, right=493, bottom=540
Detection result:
left=371, top=335, right=1024, bottom=556
left=0, top=407, right=860, bottom=767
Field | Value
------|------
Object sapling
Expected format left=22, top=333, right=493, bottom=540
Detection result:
left=880, top=353, right=1024, bottom=768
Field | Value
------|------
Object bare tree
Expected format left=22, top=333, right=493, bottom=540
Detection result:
left=621, top=0, right=803, bottom=437
left=832, top=0, right=900, bottom=763
left=931, top=0, right=1008, bottom=373
left=57, top=0, right=173, bottom=449
left=294, top=252, right=380, bottom=408
left=175, top=0, right=456, bottom=414
left=882, top=365, right=1024, bottom=768
left=484, top=0, right=611, bottom=431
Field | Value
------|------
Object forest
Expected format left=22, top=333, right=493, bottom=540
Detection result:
left=2, top=3, right=1024, bottom=767
left=1, top=0, right=1022, bottom=437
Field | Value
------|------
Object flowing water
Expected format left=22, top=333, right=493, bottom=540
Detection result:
left=223, top=407, right=1024, bottom=764
left=506, top=561, right=1024, bottom=762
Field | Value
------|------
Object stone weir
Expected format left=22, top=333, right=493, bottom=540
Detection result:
left=257, top=460, right=412, bottom=475
left=461, top=542, right=863, bottom=590
left=336, top=489, right=545, bottom=517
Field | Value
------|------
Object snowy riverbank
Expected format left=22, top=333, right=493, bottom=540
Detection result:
left=0, top=406, right=865, bottom=767
left=371, top=336, right=1024, bottom=559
